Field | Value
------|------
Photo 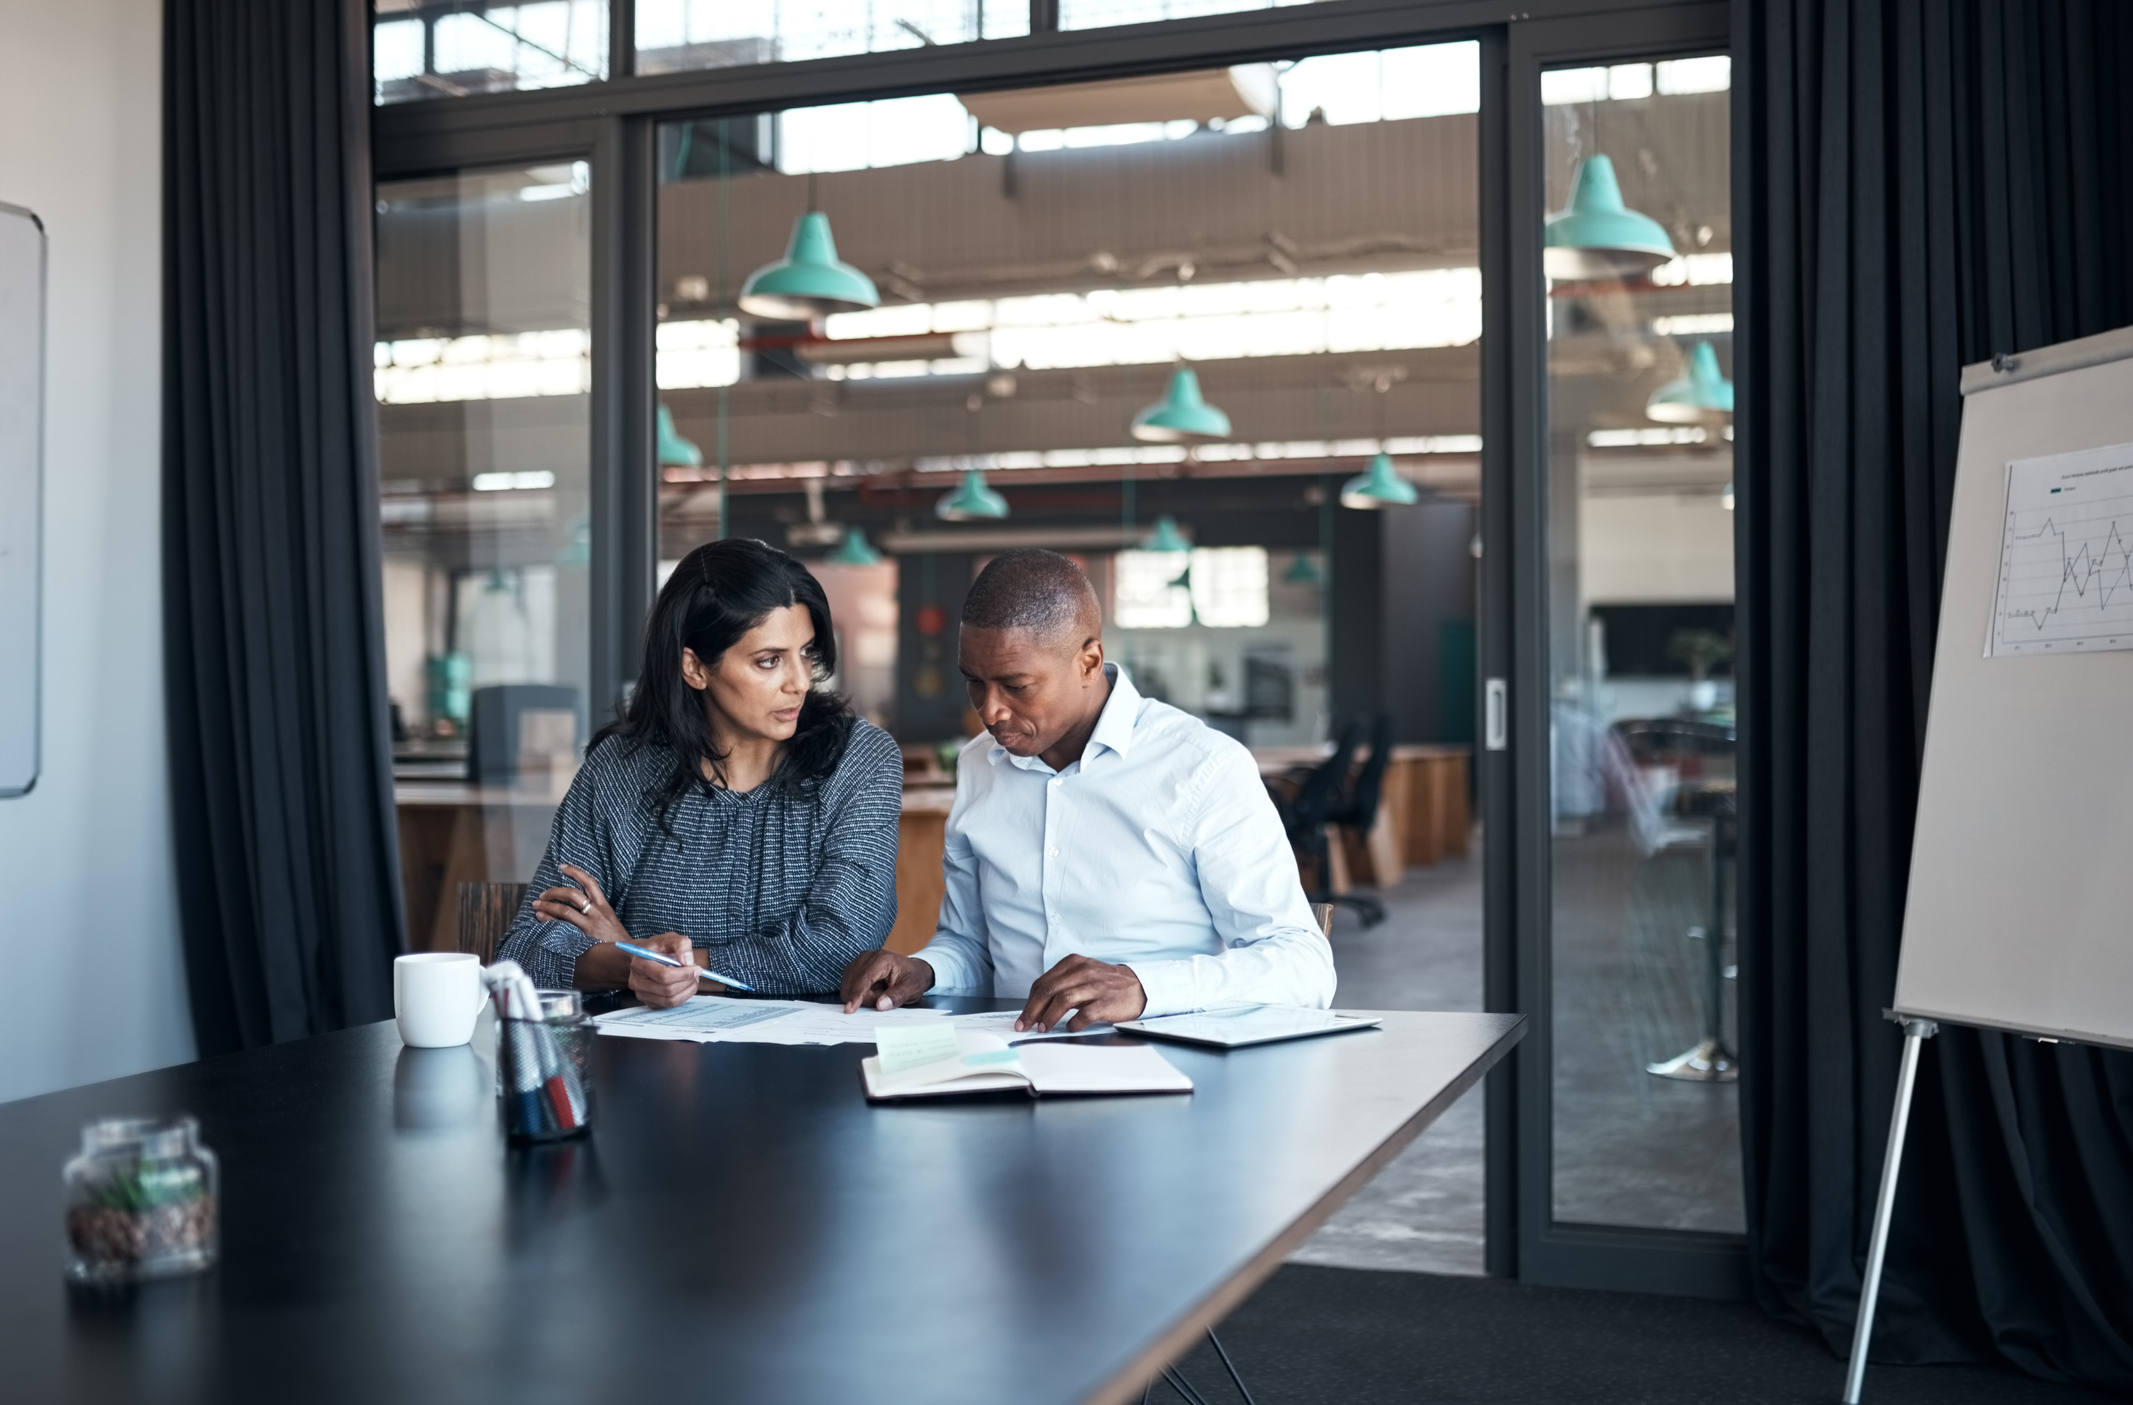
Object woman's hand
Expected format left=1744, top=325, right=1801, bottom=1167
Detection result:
left=626, top=931, right=702, bottom=1009
left=534, top=864, right=630, bottom=946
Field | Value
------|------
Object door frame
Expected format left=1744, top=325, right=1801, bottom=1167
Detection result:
left=1490, top=1, right=1749, bottom=1295
left=369, top=0, right=1746, bottom=1292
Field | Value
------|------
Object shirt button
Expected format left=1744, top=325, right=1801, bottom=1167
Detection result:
left=1049, top=778, right=1061, bottom=788
left=1047, top=846, right=1059, bottom=857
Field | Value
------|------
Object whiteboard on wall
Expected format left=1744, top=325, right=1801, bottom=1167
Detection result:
left=0, top=203, right=42, bottom=798
left=1894, top=326, right=2133, bottom=1050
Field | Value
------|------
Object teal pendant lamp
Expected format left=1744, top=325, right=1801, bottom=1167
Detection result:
left=1131, top=367, right=1232, bottom=443
left=1646, top=341, right=1735, bottom=423
left=935, top=469, right=1009, bottom=522
left=1140, top=515, right=1191, bottom=553
left=738, top=211, right=880, bottom=321
left=656, top=405, right=703, bottom=466
left=1282, top=552, right=1321, bottom=586
left=1543, top=154, right=1676, bottom=281
left=826, top=526, right=884, bottom=565
left=1340, top=452, right=1419, bottom=510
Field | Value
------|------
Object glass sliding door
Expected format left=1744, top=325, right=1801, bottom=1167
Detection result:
left=376, top=162, right=594, bottom=951
left=1540, top=52, right=1738, bottom=1234
left=1501, top=4, right=1743, bottom=1294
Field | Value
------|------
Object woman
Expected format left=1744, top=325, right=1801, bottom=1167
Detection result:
left=498, top=538, right=901, bottom=1005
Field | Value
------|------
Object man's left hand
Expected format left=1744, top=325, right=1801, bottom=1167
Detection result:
left=1016, top=955, right=1147, bottom=1033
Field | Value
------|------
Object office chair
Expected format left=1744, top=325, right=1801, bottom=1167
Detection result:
left=1273, top=719, right=1366, bottom=922
left=456, top=881, right=528, bottom=965
left=1321, top=712, right=1395, bottom=928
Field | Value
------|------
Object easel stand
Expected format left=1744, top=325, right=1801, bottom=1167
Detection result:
left=1842, top=1014, right=1939, bottom=1404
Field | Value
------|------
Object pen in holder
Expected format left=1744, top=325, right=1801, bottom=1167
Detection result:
left=483, top=962, right=592, bottom=1142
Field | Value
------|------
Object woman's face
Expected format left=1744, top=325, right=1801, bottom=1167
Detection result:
left=681, top=603, right=817, bottom=745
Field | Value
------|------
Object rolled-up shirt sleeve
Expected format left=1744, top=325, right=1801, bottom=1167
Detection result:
left=1124, top=746, right=1336, bottom=1018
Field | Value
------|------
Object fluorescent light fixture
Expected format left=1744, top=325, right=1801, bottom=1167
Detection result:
left=471, top=471, right=556, bottom=491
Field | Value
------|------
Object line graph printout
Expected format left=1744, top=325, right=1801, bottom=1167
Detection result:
left=1989, top=441, right=2133, bottom=656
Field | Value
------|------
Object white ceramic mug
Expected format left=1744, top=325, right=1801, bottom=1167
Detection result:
left=393, top=953, right=487, bottom=1048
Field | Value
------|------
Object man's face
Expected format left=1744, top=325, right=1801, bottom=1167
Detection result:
left=959, top=624, right=1104, bottom=758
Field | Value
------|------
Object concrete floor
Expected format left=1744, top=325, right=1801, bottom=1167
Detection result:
left=1290, top=848, right=1490, bottom=1275
left=1289, top=824, right=1743, bottom=1275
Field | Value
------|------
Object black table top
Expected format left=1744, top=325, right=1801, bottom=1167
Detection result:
left=0, top=1001, right=1521, bottom=1405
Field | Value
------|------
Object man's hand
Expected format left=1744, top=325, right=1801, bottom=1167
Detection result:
left=839, top=950, right=936, bottom=1013
left=628, top=931, right=701, bottom=1009
left=1016, top=955, right=1146, bottom=1033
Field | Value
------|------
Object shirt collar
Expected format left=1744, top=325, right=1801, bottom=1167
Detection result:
left=1086, top=662, right=1141, bottom=760
left=986, top=662, right=1142, bottom=772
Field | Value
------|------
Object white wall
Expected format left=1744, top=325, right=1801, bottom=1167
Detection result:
left=0, top=0, right=193, bottom=1101
left=1580, top=492, right=1736, bottom=604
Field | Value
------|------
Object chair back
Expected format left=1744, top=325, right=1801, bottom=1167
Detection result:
left=456, top=881, right=528, bottom=965
left=1339, top=712, right=1398, bottom=830
left=1311, top=903, right=1335, bottom=940
left=1290, top=719, right=1365, bottom=830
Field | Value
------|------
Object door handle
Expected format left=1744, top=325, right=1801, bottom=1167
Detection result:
left=1485, top=678, right=1507, bottom=751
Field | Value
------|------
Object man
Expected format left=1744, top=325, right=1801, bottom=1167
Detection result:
left=840, top=549, right=1334, bottom=1032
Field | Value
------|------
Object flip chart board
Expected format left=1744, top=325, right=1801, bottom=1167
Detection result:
left=1895, top=325, right=2133, bottom=1050
left=0, top=203, right=42, bottom=798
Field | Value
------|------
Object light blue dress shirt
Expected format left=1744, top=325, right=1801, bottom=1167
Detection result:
left=915, top=664, right=1335, bottom=1017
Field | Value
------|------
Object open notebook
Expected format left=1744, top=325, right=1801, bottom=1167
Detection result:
left=861, top=1028, right=1193, bottom=1102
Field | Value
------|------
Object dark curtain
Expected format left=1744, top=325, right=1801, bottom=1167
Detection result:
left=1734, top=0, right=2133, bottom=1386
left=163, top=0, right=404, bottom=1053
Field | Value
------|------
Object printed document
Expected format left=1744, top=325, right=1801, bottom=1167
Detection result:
left=595, top=995, right=947, bottom=1046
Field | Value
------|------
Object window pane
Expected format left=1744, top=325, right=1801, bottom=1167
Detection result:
left=374, top=0, right=608, bottom=105
left=651, top=38, right=1481, bottom=761
left=1538, top=55, right=1740, bottom=1234
left=635, top=0, right=1028, bottom=73
left=377, top=163, right=592, bottom=946
left=1059, top=0, right=1309, bottom=31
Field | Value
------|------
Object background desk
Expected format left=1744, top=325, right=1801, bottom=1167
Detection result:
left=0, top=1005, right=1521, bottom=1405
left=1254, top=743, right=1472, bottom=888
left=396, top=779, right=961, bottom=957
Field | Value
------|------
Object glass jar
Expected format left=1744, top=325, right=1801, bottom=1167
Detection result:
left=63, top=1116, right=219, bottom=1283
left=499, top=990, right=594, bottom=1142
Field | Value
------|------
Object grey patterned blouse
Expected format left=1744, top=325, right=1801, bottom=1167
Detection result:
left=496, top=718, right=903, bottom=995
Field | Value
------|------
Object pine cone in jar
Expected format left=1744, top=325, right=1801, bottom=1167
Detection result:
left=67, top=1194, right=214, bottom=1264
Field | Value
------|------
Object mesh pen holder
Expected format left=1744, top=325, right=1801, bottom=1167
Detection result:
left=499, top=990, right=593, bottom=1142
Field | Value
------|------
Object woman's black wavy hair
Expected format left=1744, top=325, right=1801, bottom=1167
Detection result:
left=593, top=538, right=854, bottom=828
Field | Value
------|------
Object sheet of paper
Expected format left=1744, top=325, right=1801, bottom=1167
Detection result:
left=1017, top=1043, right=1192, bottom=1093
left=945, top=1009, right=1115, bottom=1041
left=595, top=996, right=947, bottom=1045
left=594, top=999, right=799, bottom=1040
left=874, top=1023, right=961, bottom=1073
left=1989, top=441, right=2133, bottom=655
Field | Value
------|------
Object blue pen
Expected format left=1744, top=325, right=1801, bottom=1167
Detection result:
left=614, top=940, right=756, bottom=992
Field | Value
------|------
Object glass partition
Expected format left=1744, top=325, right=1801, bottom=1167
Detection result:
left=1538, top=53, right=1740, bottom=1234
left=650, top=47, right=1483, bottom=747
left=375, top=162, right=593, bottom=950
left=373, top=0, right=608, bottom=103
left=636, top=0, right=1027, bottom=72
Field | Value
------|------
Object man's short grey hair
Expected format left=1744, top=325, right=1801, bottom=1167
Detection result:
left=961, top=549, right=1100, bottom=641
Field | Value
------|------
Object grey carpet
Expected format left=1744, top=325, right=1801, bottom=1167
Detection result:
left=1161, top=1265, right=2121, bottom=1404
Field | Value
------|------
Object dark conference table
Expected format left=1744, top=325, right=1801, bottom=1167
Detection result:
left=0, top=1000, right=1523, bottom=1405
